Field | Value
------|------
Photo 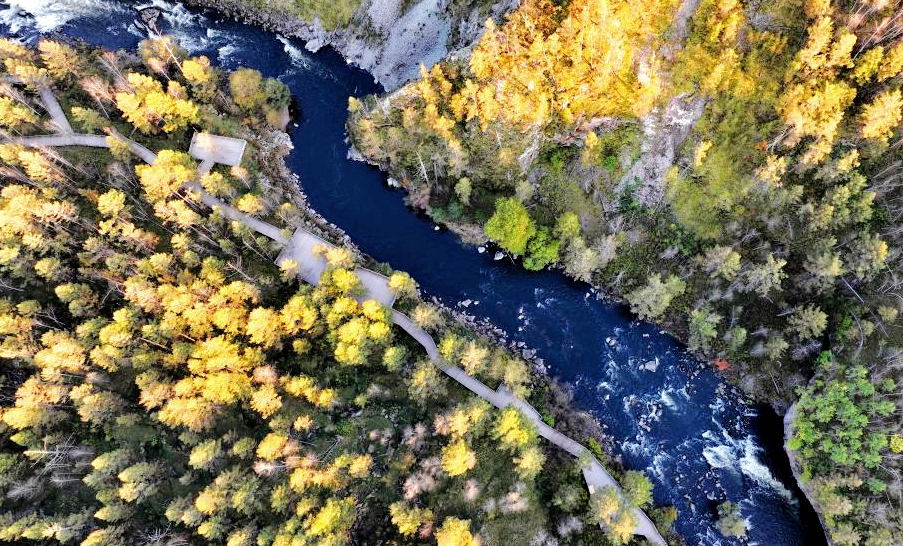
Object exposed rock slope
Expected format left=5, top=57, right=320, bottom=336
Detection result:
left=185, top=0, right=517, bottom=89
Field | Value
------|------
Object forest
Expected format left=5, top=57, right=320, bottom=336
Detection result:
left=347, top=0, right=903, bottom=543
left=0, top=37, right=676, bottom=546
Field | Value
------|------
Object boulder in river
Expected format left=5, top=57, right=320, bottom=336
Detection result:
left=136, top=7, right=162, bottom=31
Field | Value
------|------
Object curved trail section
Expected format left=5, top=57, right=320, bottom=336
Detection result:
left=8, top=87, right=668, bottom=546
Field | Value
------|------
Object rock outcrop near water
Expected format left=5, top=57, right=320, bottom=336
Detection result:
left=783, top=403, right=834, bottom=546
left=184, top=0, right=516, bottom=89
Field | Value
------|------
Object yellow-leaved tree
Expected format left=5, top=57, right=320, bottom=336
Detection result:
left=115, top=72, right=198, bottom=134
left=457, top=0, right=674, bottom=130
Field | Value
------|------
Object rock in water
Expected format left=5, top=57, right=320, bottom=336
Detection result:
left=136, top=7, right=162, bottom=31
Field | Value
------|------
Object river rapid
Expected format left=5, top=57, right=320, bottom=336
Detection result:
left=0, top=2, right=828, bottom=544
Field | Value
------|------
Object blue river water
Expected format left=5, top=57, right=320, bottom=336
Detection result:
left=0, top=2, right=827, bottom=544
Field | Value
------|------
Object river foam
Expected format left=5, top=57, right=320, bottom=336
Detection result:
left=702, top=429, right=796, bottom=503
left=1, top=0, right=130, bottom=34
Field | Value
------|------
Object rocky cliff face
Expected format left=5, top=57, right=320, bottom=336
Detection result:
left=184, top=0, right=516, bottom=90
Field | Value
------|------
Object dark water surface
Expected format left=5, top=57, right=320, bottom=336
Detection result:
left=1, top=2, right=827, bottom=544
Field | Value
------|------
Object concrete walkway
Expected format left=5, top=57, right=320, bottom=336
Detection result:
left=6, top=93, right=667, bottom=546
left=0, top=78, right=72, bottom=134
left=193, top=159, right=288, bottom=243
left=38, top=86, right=72, bottom=134
left=11, top=133, right=157, bottom=164
left=274, top=229, right=396, bottom=307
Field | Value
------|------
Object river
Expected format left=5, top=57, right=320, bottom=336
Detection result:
left=0, top=2, right=826, bottom=544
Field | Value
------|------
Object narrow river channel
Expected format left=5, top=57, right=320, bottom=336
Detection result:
left=0, top=2, right=828, bottom=544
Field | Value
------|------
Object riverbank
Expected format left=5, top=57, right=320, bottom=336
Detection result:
left=349, top=141, right=747, bottom=391
left=345, top=91, right=838, bottom=544
left=344, top=135, right=837, bottom=546
left=783, top=404, right=833, bottom=546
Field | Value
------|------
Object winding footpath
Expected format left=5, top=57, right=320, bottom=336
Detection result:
left=7, top=86, right=668, bottom=546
